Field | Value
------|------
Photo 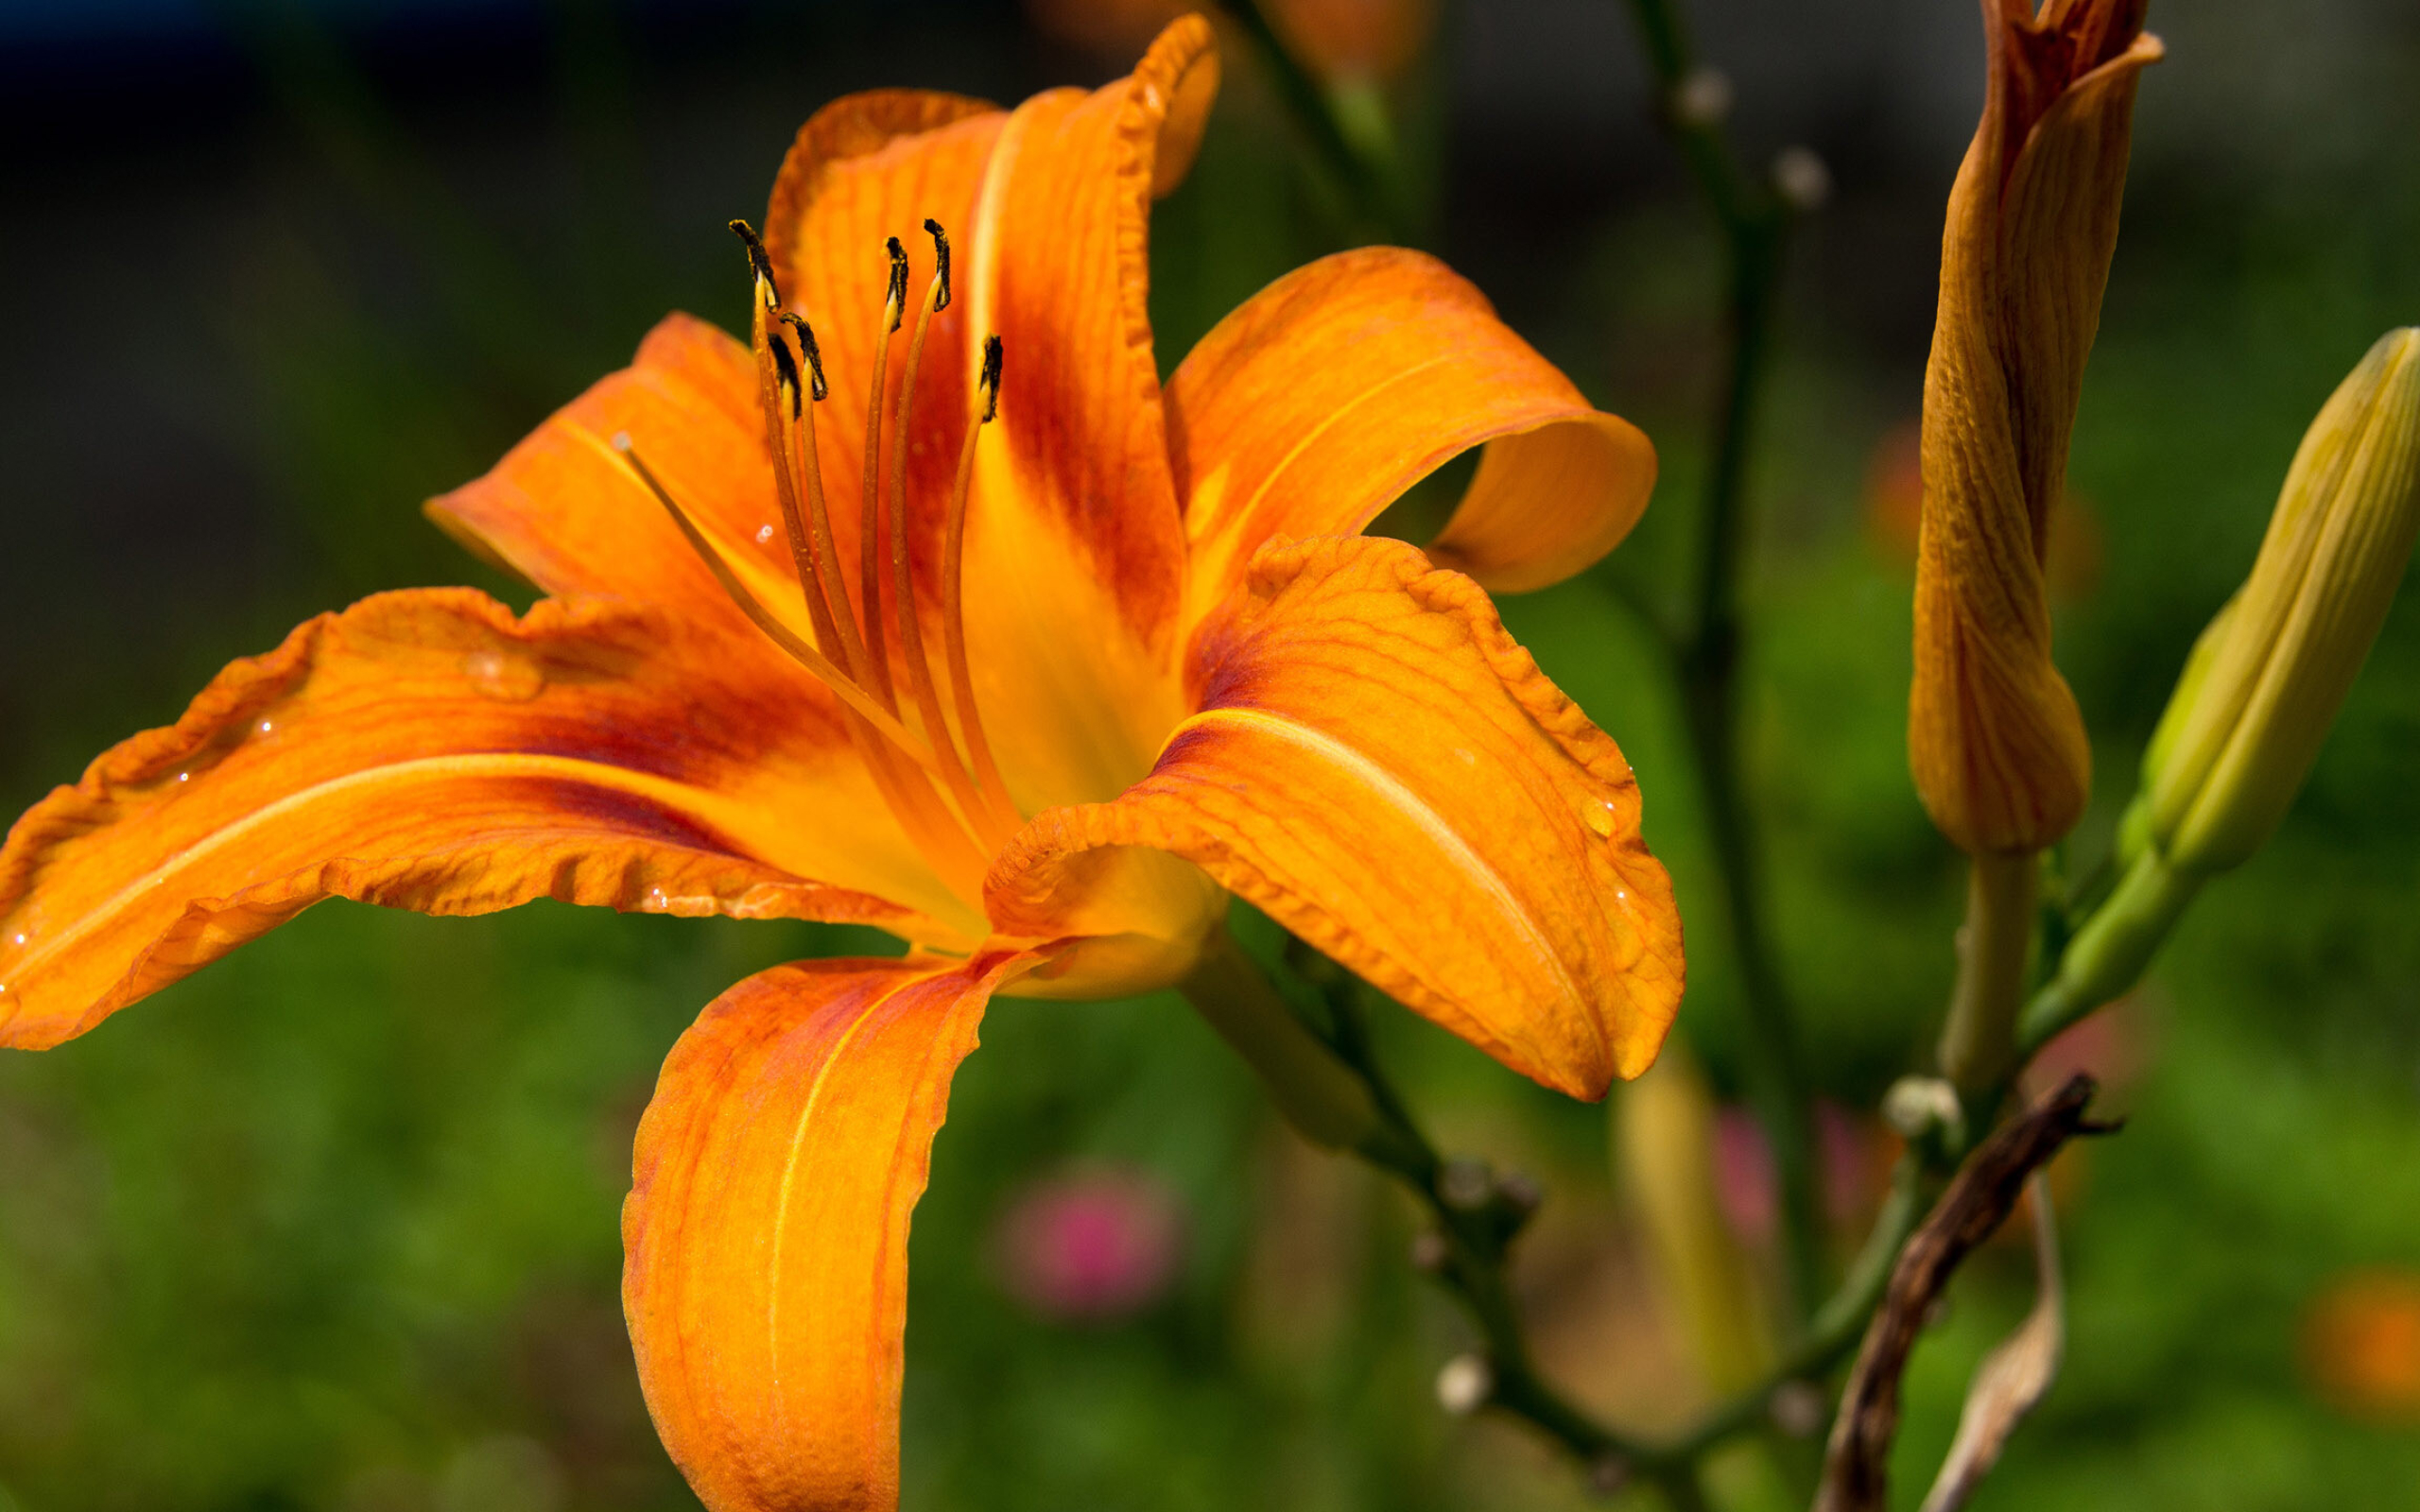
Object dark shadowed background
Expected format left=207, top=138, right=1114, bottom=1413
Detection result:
left=4, top=1, right=2419, bottom=1507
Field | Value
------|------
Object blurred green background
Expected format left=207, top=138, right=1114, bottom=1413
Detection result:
left=3, top=0, right=2418, bottom=1507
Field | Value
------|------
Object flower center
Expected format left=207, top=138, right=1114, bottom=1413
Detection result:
left=614, top=219, right=1022, bottom=906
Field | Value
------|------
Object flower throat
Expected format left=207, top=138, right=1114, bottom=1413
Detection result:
left=614, top=219, right=1020, bottom=906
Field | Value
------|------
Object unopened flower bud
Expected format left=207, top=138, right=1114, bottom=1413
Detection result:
left=1670, top=68, right=1734, bottom=129
left=1772, top=146, right=1831, bottom=213
left=1438, top=1157, right=1494, bottom=1211
left=2140, top=328, right=2420, bottom=876
left=1434, top=1353, right=1493, bottom=1416
left=1768, top=1379, right=1827, bottom=1438
left=1881, top=1074, right=1964, bottom=1145
left=1909, top=0, right=2161, bottom=855
left=2028, top=330, right=2420, bottom=1043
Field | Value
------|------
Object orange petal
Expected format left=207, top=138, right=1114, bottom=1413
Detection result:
left=989, top=536, right=1684, bottom=1098
left=1170, top=246, right=1656, bottom=616
left=427, top=313, right=818, bottom=647
left=0, top=591, right=980, bottom=1049
left=749, top=22, right=1218, bottom=816
left=758, top=88, right=1004, bottom=619
left=624, top=950, right=1033, bottom=1512
left=952, top=15, right=1218, bottom=810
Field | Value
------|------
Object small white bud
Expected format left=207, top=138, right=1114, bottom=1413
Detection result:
left=1670, top=68, right=1734, bottom=129
left=1882, top=1075, right=1964, bottom=1143
left=1768, top=1379, right=1826, bottom=1438
left=1434, top=1353, right=1494, bottom=1416
left=1438, top=1158, right=1494, bottom=1211
left=1772, top=146, right=1832, bottom=212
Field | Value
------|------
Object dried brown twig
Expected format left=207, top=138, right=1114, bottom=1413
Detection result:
left=1814, top=1074, right=2119, bottom=1512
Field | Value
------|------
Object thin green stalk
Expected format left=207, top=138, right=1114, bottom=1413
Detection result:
left=1224, top=0, right=1416, bottom=238
left=1224, top=938, right=1919, bottom=1501
left=1611, top=0, right=1824, bottom=1325
left=1659, top=1155, right=1923, bottom=1460
left=1937, top=851, right=2041, bottom=1092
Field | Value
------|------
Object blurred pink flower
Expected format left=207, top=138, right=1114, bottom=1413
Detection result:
left=994, top=1167, right=1185, bottom=1322
left=2021, top=1000, right=2144, bottom=1100
left=1711, top=1107, right=1777, bottom=1249
left=1817, top=1101, right=1898, bottom=1232
left=1712, top=1100, right=1895, bottom=1248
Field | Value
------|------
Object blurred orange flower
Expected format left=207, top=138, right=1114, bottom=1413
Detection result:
left=1025, top=0, right=1195, bottom=60
left=2303, top=1269, right=2420, bottom=1422
left=0, top=18, right=1682, bottom=1509
left=1908, top=0, right=2161, bottom=855
left=1028, top=0, right=1434, bottom=82
left=1867, top=419, right=2101, bottom=602
left=1265, top=0, right=1436, bottom=82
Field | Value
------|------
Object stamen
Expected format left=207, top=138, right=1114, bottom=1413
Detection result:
left=780, top=310, right=828, bottom=402
left=942, top=334, right=1020, bottom=833
left=885, top=221, right=1013, bottom=849
left=884, top=236, right=910, bottom=334
left=610, top=434, right=941, bottom=773
left=923, top=218, right=952, bottom=315
left=728, top=219, right=781, bottom=313
left=856, top=238, right=910, bottom=711
left=768, top=336, right=803, bottom=420
left=730, top=234, right=858, bottom=694
left=721, top=247, right=964, bottom=880
left=774, top=311, right=875, bottom=690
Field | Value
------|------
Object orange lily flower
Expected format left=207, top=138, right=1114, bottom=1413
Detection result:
left=0, top=17, right=1681, bottom=1507
left=1909, top=0, right=2160, bottom=855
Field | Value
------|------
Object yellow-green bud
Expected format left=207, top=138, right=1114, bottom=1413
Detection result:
left=2027, top=330, right=2420, bottom=1054
left=2143, top=327, right=2420, bottom=875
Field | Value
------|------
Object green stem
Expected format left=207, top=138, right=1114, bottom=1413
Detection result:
left=1938, top=851, right=2041, bottom=1093
left=1659, top=1154, right=1923, bottom=1460
left=2017, top=848, right=2201, bottom=1057
left=1223, top=0, right=1415, bottom=238
left=1613, top=0, right=1823, bottom=1325
left=1212, top=936, right=1920, bottom=1493
left=1176, top=934, right=1400, bottom=1160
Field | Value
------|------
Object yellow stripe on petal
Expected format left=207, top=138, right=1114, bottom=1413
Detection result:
left=624, top=952, right=1035, bottom=1512
left=0, top=590, right=981, bottom=1048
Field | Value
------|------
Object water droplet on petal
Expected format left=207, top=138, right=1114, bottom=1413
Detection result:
left=177, top=771, right=190, bottom=783
left=463, top=646, right=546, bottom=701
left=646, top=886, right=667, bottom=910
left=257, top=719, right=274, bottom=734
left=1452, top=747, right=1478, bottom=768
left=756, top=523, right=775, bottom=544
left=10, top=933, right=24, bottom=946
left=1583, top=799, right=1617, bottom=838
